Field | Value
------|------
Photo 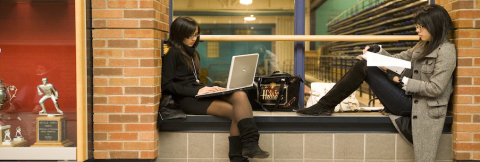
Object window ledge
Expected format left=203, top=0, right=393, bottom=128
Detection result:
left=159, top=112, right=452, bottom=133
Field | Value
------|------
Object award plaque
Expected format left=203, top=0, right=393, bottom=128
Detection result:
left=31, top=78, right=72, bottom=147
left=31, top=116, right=72, bottom=147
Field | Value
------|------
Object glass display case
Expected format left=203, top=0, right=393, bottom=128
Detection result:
left=0, top=0, right=83, bottom=160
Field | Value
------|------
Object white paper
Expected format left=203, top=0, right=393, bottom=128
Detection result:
left=365, top=52, right=411, bottom=69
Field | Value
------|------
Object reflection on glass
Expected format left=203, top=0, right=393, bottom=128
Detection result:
left=174, top=0, right=424, bottom=103
left=173, top=0, right=295, bottom=86
left=308, top=0, right=424, bottom=102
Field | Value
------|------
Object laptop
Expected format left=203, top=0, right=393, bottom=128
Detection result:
left=196, top=53, right=259, bottom=98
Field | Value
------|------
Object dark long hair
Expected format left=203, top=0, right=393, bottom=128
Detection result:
left=414, top=4, right=453, bottom=59
left=167, top=16, right=201, bottom=71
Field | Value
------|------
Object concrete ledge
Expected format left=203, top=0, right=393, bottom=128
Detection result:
left=159, top=112, right=453, bottom=133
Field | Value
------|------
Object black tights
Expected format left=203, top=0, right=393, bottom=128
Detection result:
left=206, top=91, right=253, bottom=136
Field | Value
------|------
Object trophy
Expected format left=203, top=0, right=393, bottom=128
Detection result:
left=2, top=128, right=11, bottom=145
left=32, top=78, right=72, bottom=147
left=0, top=80, right=25, bottom=147
left=0, top=126, right=27, bottom=147
left=14, top=126, right=25, bottom=142
left=0, top=79, right=18, bottom=113
left=0, top=80, right=6, bottom=111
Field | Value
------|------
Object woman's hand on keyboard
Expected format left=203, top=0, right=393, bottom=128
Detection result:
left=212, top=86, right=226, bottom=91
left=197, top=86, right=226, bottom=95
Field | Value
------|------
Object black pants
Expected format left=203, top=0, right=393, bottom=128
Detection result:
left=365, top=66, right=412, bottom=116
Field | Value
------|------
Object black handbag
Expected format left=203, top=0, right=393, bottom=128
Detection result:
left=247, top=71, right=303, bottom=111
left=157, top=93, right=187, bottom=130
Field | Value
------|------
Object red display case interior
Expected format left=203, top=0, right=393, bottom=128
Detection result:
left=0, top=0, right=77, bottom=146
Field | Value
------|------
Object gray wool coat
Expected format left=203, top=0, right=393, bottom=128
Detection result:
left=379, top=40, right=456, bottom=162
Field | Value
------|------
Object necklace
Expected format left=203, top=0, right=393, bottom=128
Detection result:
left=191, top=57, right=200, bottom=83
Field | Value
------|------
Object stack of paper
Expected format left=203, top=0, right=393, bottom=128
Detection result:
left=364, top=51, right=411, bottom=75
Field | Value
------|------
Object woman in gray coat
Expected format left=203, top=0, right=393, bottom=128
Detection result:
left=297, top=4, right=455, bottom=161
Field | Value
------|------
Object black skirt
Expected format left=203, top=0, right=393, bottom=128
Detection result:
left=177, top=96, right=219, bottom=115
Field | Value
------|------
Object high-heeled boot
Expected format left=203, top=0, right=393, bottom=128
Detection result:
left=237, top=118, right=269, bottom=158
left=229, top=136, right=249, bottom=162
left=297, top=60, right=369, bottom=116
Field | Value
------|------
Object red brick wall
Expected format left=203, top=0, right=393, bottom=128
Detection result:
left=91, top=0, right=169, bottom=159
left=438, top=0, right=480, bottom=160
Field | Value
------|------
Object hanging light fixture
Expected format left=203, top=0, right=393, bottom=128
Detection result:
left=240, top=0, right=252, bottom=5
left=244, top=15, right=256, bottom=21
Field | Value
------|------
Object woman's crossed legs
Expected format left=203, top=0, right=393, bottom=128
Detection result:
left=206, top=91, right=253, bottom=136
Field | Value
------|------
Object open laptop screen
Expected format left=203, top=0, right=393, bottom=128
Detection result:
left=227, top=53, right=259, bottom=90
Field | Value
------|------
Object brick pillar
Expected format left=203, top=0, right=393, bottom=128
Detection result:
left=437, top=0, right=480, bottom=160
left=91, top=0, right=169, bottom=159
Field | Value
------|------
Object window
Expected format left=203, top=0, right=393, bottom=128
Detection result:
left=207, top=41, right=220, bottom=58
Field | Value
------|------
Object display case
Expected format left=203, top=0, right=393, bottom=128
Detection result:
left=0, top=0, right=88, bottom=160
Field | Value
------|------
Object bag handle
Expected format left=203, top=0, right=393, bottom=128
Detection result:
left=271, top=71, right=292, bottom=77
left=272, top=71, right=281, bottom=75
left=271, top=81, right=286, bottom=111
left=255, top=77, right=269, bottom=112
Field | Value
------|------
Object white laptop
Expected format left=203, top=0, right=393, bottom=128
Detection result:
left=196, top=53, right=259, bottom=98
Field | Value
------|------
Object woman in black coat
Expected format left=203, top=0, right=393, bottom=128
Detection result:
left=161, top=16, right=269, bottom=161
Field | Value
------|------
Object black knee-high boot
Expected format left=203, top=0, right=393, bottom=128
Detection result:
left=229, top=136, right=249, bottom=162
left=237, top=118, right=269, bottom=158
left=297, top=60, right=369, bottom=116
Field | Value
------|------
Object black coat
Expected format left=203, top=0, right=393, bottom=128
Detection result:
left=161, top=47, right=205, bottom=98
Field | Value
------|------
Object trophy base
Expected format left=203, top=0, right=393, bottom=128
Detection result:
left=39, top=112, right=63, bottom=116
left=2, top=141, right=11, bottom=145
left=0, top=140, right=27, bottom=147
left=13, top=137, right=24, bottom=141
left=31, top=139, right=73, bottom=147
